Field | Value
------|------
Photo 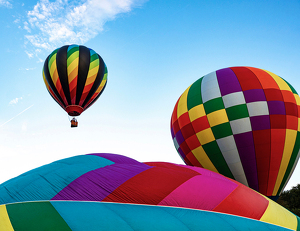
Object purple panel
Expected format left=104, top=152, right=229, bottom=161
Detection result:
left=234, top=132, right=259, bottom=191
left=216, top=68, right=242, bottom=96
left=178, top=147, right=186, bottom=159
left=244, top=89, right=266, bottom=103
left=89, top=153, right=141, bottom=165
left=52, top=163, right=152, bottom=201
left=250, top=115, right=270, bottom=131
left=268, top=101, right=286, bottom=115
left=175, top=130, right=185, bottom=146
left=171, top=127, right=175, bottom=138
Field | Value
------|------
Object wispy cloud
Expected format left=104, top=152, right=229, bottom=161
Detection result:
left=0, top=105, right=34, bottom=128
left=9, top=97, right=23, bottom=105
left=0, top=0, right=12, bottom=8
left=23, top=0, right=146, bottom=57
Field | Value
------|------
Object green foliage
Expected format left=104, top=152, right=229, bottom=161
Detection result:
left=277, top=184, right=300, bottom=216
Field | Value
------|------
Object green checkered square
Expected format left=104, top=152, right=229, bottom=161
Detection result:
left=226, top=104, right=249, bottom=121
left=203, top=97, right=225, bottom=115
left=211, top=122, right=232, bottom=139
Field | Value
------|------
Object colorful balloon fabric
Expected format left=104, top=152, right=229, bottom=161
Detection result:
left=0, top=201, right=295, bottom=231
left=171, top=66, right=300, bottom=198
left=43, top=45, right=107, bottom=116
left=0, top=153, right=299, bottom=230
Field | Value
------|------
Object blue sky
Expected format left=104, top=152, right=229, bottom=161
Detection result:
left=0, top=0, right=300, bottom=191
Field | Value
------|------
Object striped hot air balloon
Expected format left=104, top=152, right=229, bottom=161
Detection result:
left=171, top=66, right=300, bottom=199
left=43, top=45, right=107, bottom=126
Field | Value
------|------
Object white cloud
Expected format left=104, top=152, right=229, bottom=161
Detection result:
left=0, top=0, right=12, bottom=8
left=24, top=0, right=146, bottom=53
left=9, top=97, right=23, bottom=105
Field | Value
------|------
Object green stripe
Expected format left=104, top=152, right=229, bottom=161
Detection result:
left=6, top=201, right=72, bottom=231
left=187, top=77, right=203, bottom=110
left=90, top=53, right=99, bottom=63
left=278, top=131, right=300, bottom=195
left=281, top=76, right=298, bottom=94
left=67, top=46, right=79, bottom=58
left=89, top=58, right=99, bottom=70
left=67, top=51, right=79, bottom=67
left=202, top=141, right=234, bottom=178
left=48, top=49, right=58, bottom=69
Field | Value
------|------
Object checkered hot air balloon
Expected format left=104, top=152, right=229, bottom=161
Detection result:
left=171, top=66, right=300, bottom=198
left=43, top=45, right=107, bottom=127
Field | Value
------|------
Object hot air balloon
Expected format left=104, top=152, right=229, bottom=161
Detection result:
left=0, top=153, right=299, bottom=230
left=43, top=45, right=107, bottom=127
left=170, top=66, right=300, bottom=199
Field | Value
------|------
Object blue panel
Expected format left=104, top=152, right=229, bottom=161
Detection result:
left=0, top=155, right=114, bottom=204
left=52, top=201, right=292, bottom=231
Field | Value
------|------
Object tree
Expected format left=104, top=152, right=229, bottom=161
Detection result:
left=277, top=184, right=300, bottom=216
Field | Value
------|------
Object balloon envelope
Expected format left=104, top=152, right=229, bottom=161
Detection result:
left=43, top=45, right=107, bottom=116
left=0, top=201, right=294, bottom=231
left=0, top=153, right=299, bottom=230
left=171, top=66, right=300, bottom=198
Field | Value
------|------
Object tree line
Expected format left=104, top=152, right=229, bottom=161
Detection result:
left=277, top=184, right=300, bottom=216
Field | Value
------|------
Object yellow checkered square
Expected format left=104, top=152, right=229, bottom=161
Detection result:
left=207, top=109, right=229, bottom=127
left=196, top=128, right=215, bottom=145
left=188, top=104, right=205, bottom=122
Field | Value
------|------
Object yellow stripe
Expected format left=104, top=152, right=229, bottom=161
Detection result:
left=67, top=57, right=79, bottom=83
left=50, top=61, right=59, bottom=86
left=188, top=104, right=205, bottom=122
left=85, top=73, right=97, bottom=86
left=49, top=54, right=57, bottom=80
left=260, top=196, right=297, bottom=230
left=87, top=65, right=99, bottom=79
left=273, top=129, right=297, bottom=194
left=177, top=86, right=191, bottom=118
left=206, top=109, right=229, bottom=127
left=0, top=205, right=14, bottom=231
left=264, top=70, right=291, bottom=91
left=192, top=146, right=218, bottom=172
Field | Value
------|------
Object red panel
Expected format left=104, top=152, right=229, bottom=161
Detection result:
left=282, top=90, right=296, bottom=103
left=172, top=120, right=180, bottom=135
left=184, top=155, right=193, bottom=166
left=230, top=67, right=262, bottom=91
left=191, top=116, right=210, bottom=133
left=267, top=129, right=285, bottom=195
left=253, top=130, right=271, bottom=196
left=103, top=166, right=199, bottom=205
left=178, top=112, right=191, bottom=128
left=270, top=114, right=286, bottom=129
left=171, top=100, right=179, bottom=126
left=246, top=67, right=279, bottom=89
left=181, top=123, right=196, bottom=140
left=264, top=89, right=283, bottom=101
left=213, top=183, right=269, bottom=220
left=179, top=141, right=191, bottom=154
left=185, top=134, right=201, bottom=150
left=285, top=102, right=298, bottom=116
left=286, top=115, right=298, bottom=130
left=144, top=162, right=200, bottom=174
left=186, top=152, right=203, bottom=167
